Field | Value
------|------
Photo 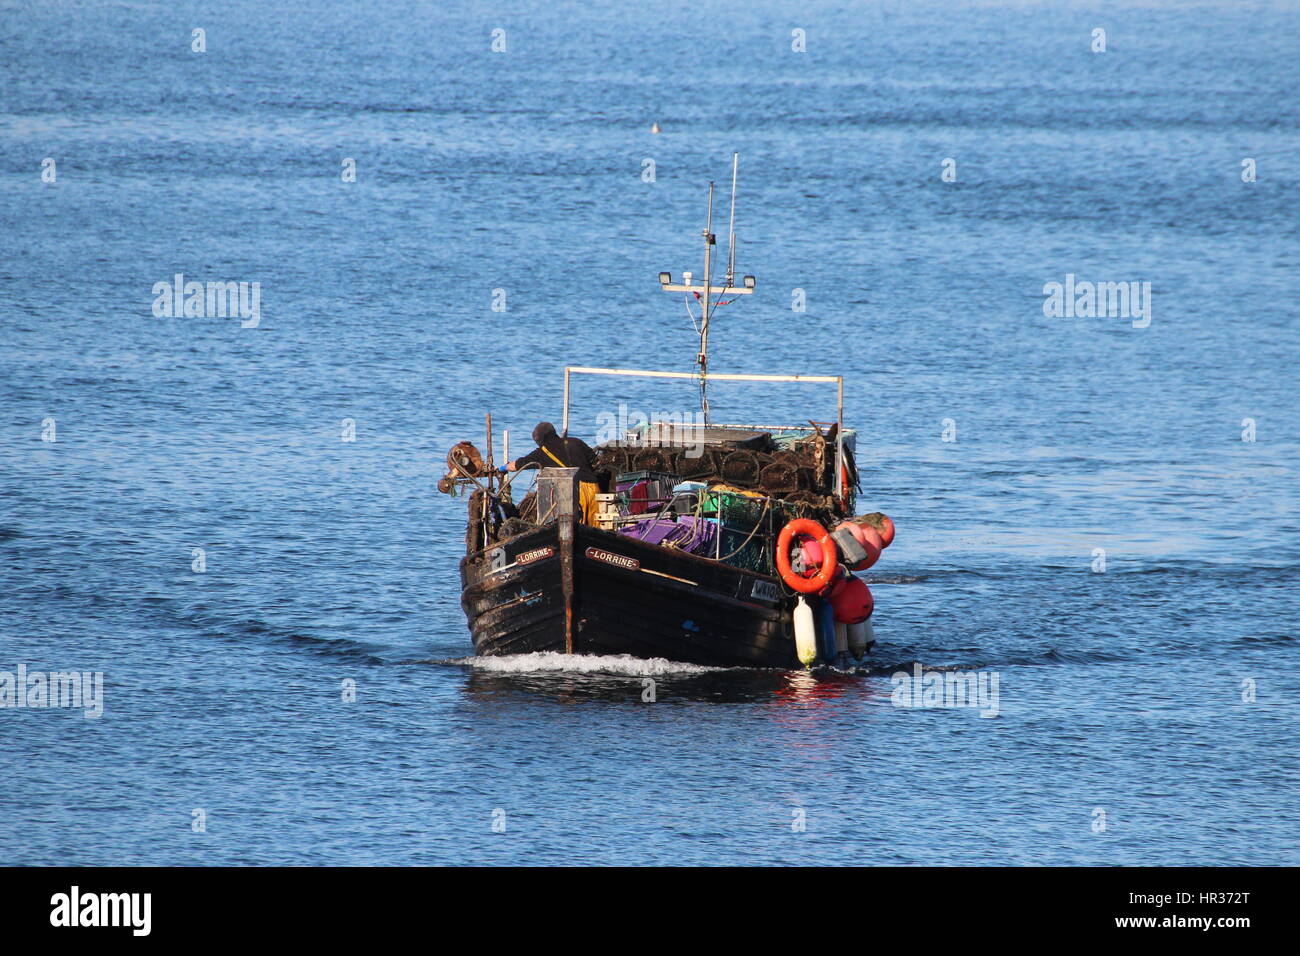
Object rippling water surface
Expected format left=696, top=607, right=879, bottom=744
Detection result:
left=1, top=0, right=1298, bottom=865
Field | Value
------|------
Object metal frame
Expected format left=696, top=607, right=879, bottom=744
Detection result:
left=560, top=365, right=846, bottom=508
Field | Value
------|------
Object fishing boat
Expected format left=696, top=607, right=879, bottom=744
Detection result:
left=441, top=157, right=896, bottom=669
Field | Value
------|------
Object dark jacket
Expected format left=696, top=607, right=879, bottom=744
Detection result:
left=515, top=424, right=599, bottom=483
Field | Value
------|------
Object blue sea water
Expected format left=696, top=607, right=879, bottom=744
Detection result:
left=1, top=0, right=1298, bottom=865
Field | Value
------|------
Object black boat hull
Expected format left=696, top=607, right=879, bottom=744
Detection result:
left=460, top=521, right=801, bottom=668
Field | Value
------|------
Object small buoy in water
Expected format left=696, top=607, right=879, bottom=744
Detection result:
left=793, top=596, right=817, bottom=667
left=651, top=122, right=661, bottom=134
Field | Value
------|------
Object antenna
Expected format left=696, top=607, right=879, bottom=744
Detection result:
left=725, top=152, right=738, bottom=286
left=657, top=155, right=757, bottom=424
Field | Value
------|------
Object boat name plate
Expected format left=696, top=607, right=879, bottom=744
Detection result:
left=585, top=547, right=640, bottom=571
left=516, top=546, right=555, bottom=566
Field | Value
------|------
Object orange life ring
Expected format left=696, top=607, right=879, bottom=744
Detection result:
left=776, top=518, right=839, bottom=594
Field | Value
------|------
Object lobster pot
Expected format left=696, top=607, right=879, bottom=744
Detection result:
left=593, top=445, right=634, bottom=475
left=720, top=450, right=762, bottom=486
left=701, top=489, right=767, bottom=526
left=716, top=525, right=773, bottom=574
left=629, top=447, right=676, bottom=473
left=758, top=460, right=800, bottom=495
left=705, top=490, right=779, bottom=574
left=673, top=447, right=720, bottom=481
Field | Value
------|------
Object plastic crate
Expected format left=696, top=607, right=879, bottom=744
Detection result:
left=616, top=470, right=678, bottom=515
left=616, top=469, right=677, bottom=487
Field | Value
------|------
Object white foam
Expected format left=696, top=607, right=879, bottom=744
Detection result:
left=447, top=652, right=725, bottom=677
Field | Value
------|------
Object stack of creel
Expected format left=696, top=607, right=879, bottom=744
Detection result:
left=595, top=442, right=838, bottom=498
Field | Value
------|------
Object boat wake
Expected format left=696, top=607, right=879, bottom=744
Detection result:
left=443, top=651, right=728, bottom=677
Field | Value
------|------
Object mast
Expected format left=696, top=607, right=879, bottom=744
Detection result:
left=658, top=153, right=756, bottom=426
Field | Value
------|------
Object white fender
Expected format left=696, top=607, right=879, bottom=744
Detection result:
left=793, top=596, right=817, bottom=667
left=848, top=619, right=875, bottom=659
left=834, top=621, right=848, bottom=654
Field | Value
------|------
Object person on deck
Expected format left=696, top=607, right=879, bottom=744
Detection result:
left=501, top=422, right=601, bottom=525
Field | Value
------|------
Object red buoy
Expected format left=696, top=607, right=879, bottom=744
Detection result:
left=799, top=538, right=824, bottom=577
left=857, top=523, right=884, bottom=553
left=828, top=575, right=873, bottom=624
left=877, top=515, right=895, bottom=548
